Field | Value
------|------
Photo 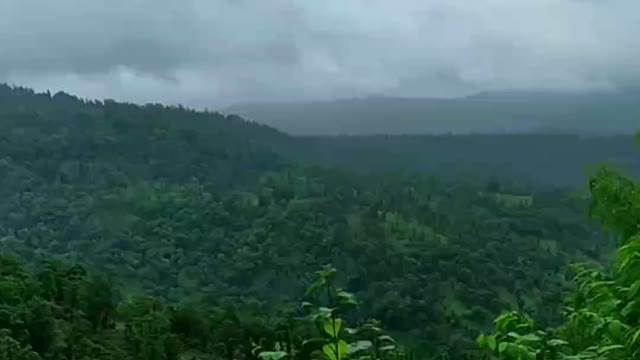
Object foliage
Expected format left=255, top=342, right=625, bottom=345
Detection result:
left=0, top=255, right=411, bottom=360
left=256, top=265, right=406, bottom=360
left=0, top=84, right=622, bottom=358
left=478, top=143, right=640, bottom=359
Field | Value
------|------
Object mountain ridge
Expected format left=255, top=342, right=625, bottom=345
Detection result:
left=224, top=89, right=640, bottom=136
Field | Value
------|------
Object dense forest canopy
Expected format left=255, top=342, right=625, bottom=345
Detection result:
left=0, top=84, right=634, bottom=359
left=288, top=135, right=640, bottom=189
left=479, top=138, right=640, bottom=359
left=4, top=84, right=639, bottom=190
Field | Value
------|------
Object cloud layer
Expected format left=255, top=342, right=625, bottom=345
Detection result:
left=1, top=0, right=638, bottom=107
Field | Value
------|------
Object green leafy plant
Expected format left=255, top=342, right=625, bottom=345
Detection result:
left=258, top=265, right=404, bottom=360
left=478, top=138, right=640, bottom=359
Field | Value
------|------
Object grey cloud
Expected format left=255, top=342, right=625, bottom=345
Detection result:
left=1, top=0, right=639, bottom=107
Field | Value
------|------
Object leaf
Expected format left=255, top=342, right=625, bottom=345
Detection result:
left=486, top=335, right=497, bottom=352
left=302, top=338, right=326, bottom=348
left=498, top=342, right=508, bottom=353
left=344, top=327, right=359, bottom=335
left=322, top=340, right=348, bottom=360
left=628, top=280, right=640, bottom=300
left=301, top=301, right=314, bottom=309
left=630, top=328, right=640, bottom=345
left=323, top=318, right=343, bottom=338
left=621, top=300, right=636, bottom=317
left=336, top=290, right=358, bottom=306
left=359, top=323, right=382, bottom=334
left=377, top=335, right=397, bottom=343
left=476, top=334, right=486, bottom=347
left=322, top=344, right=337, bottom=360
left=347, top=340, right=372, bottom=354
left=259, top=351, right=287, bottom=360
left=547, top=339, right=569, bottom=347
left=517, top=333, right=541, bottom=343
left=305, top=278, right=326, bottom=296
left=311, top=307, right=334, bottom=321
left=252, top=343, right=262, bottom=356
left=506, top=332, right=520, bottom=339
left=318, top=265, right=337, bottom=280
left=597, top=344, right=624, bottom=354
left=379, top=345, right=396, bottom=351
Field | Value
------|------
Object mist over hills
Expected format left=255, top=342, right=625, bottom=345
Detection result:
left=224, top=90, right=640, bottom=136
left=2, top=83, right=636, bottom=189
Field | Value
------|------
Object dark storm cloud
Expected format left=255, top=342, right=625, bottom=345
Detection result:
left=1, top=0, right=639, bottom=106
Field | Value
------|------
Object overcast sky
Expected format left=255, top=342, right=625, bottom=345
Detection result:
left=1, top=0, right=638, bottom=108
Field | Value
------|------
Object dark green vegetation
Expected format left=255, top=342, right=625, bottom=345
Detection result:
left=288, top=134, right=640, bottom=188
left=0, top=253, right=407, bottom=360
left=0, top=83, right=630, bottom=359
left=229, top=92, right=640, bottom=189
left=225, top=91, right=640, bottom=136
left=478, top=142, right=640, bottom=359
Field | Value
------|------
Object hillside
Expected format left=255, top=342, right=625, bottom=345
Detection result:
left=0, top=84, right=291, bottom=194
left=289, top=134, right=640, bottom=189
left=0, top=84, right=626, bottom=358
left=225, top=90, right=640, bottom=136
left=6, top=85, right=640, bottom=191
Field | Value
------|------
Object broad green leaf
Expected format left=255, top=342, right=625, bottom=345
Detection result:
left=498, top=342, right=508, bottom=353
left=486, top=335, right=497, bottom=352
left=323, top=318, right=343, bottom=338
left=476, top=334, right=486, bottom=347
left=322, top=340, right=348, bottom=360
left=517, top=333, right=541, bottom=343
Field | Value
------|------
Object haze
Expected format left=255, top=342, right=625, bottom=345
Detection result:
left=2, top=0, right=639, bottom=109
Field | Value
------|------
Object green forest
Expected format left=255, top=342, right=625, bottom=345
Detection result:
left=0, top=84, right=637, bottom=359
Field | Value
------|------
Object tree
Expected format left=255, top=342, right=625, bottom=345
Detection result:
left=478, top=132, right=640, bottom=359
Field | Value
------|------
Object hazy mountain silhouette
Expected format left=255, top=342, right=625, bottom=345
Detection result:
left=224, top=90, right=640, bottom=135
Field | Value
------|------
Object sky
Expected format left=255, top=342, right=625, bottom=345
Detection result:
left=1, top=0, right=639, bottom=108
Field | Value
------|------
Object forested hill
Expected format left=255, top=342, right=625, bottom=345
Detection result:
left=0, top=84, right=290, bottom=193
left=289, top=134, right=640, bottom=189
left=225, top=90, right=640, bottom=136
left=0, top=83, right=626, bottom=359
left=3, top=84, right=637, bottom=190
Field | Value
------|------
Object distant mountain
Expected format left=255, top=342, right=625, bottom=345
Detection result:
left=224, top=90, right=640, bottom=135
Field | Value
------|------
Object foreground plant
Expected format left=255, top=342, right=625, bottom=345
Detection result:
left=257, top=265, right=406, bottom=360
left=478, top=134, right=640, bottom=359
